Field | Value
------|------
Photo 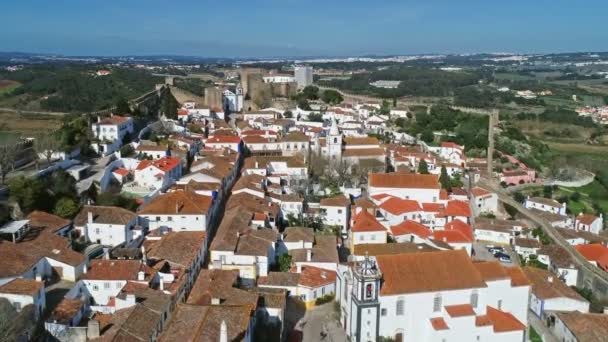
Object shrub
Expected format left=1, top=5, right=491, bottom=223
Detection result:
left=315, top=294, right=335, bottom=305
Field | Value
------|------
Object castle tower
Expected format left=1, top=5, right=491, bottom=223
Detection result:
left=235, top=83, right=244, bottom=112
left=350, top=253, right=382, bottom=342
left=328, top=115, right=342, bottom=160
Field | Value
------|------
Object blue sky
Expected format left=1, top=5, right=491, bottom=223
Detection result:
left=1, top=0, right=606, bottom=57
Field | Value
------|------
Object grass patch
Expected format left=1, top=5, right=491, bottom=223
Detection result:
left=0, top=80, right=21, bottom=95
left=529, top=326, right=542, bottom=342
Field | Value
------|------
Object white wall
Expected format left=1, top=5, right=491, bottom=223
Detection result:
left=140, top=214, right=207, bottom=232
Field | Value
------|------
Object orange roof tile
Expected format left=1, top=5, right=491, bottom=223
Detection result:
left=320, top=196, right=350, bottom=207
left=298, top=266, right=337, bottom=288
left=390, top=220, right=432, bottom=238
left=445, top=304, right=475, bottom=317
left=376, top=250, right=487, bottom=295
left=471, top=187, right=492, bottom=198
left=433, top=230, right=472, bottom=243
left=485, top=306, right=526, bottom=332
left=430, top=317, right=449, bottom=331
left=445, top=219, right=474, bottom=240
left=369, top=173, right=440, bottom=189
left=443, top=200, right=472, bottom=218
left=206, top=135, right=241, bottom=144
left=379, top=198, right=422, bottom=215
left=352, top=210, right=386, bottom=233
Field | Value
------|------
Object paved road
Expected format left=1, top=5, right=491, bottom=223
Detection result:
left=479, top=179, right=608, bottom=292
left=299, top=302, right=348, bottom=342
left=528, top=312, right=558, bottom=342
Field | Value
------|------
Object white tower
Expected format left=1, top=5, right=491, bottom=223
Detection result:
left=235, top=84, right=244, bottom=112
left=349, top=253, right=382, bottom=342
left=328, top=115, right=342, bottom=160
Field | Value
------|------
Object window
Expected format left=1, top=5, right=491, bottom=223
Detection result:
left=338, top=209, right=343, bottom=214
left=95, top=228, right=100, bottom=234
left=396, top=298, right=404, bottom=316
left=322, top=287, right=325, bottom=295
left=381, top=308, right=387, bottom=316
left=93, top=285, right=99, bottom=291
left=313, top=290, right=317, bottom=299
left=433, top=294, right=442, bottom=312
left=470, top=291, right=479, bottom=308
left=366, top=284, right=373, bottom=298
left=14, top=302, right=21, bottom=311
left=156, top=216, right=161, bottom=221
left=497, top=299, right=502, bottom=310
left=371, top=234, right=376, bottom=241
left=167, top=217, right=173, bottom=222
left=104, top=282, right=110, bottom=289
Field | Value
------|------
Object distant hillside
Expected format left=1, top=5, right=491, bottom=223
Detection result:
left=0, top=65, right=162, bottom=112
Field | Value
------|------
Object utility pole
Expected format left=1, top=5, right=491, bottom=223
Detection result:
left=486, top=109, right=498, bottom=178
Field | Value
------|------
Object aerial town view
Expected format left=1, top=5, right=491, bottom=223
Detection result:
left=1, top=1, right=608, bottom=341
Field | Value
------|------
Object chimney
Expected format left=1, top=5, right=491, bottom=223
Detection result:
left=104, top=249, right=110, bottom=260
left=296, top=263, right=302, bottom=273
left=88, top=211, right=94, bottom=224
left=548, top=276, right=553, bottom=283
left=141, top=246, right=147, bottom=264
left=87, top=320, right=100, bottom=339
left=212, top=297, right=221, bottom=305
left=255, top=161, right=259, bottom=168
left=126, top=294, right=136, bottom=305
left=603, top=307, right=608, bottom=315
left=159, top=281, right=164, bottom=291
left=306, top=249, right=312, bottom=262
left=219, top=320, right=228, bottom=342
left=35, top=274, right=42, bottom=282
left=176, top=202, right=179, bottom=214
left=97, top=116, right=101, bottom=123
left=138, top=271, right=145, bottom=281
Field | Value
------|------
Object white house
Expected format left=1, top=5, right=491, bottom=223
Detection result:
left=0, top=278, right=46, bottom=320
left=574, top=213, right=603, bottom=235
left=524, top=197, right=567, bottom=216
left=73, top=206, right=139, bottom=247
left=537, top=245, right=579, bottom=287
left=205, top=135, right=241, bottom=153
left=336, top=251, right=530, bottom=342
left=368, top=173, right=441, bottom=203
left=470, top=187, right=498, bottom=216
left=258, top=266, right=336, bottom=308
left=513, top=237, right=542, bottom=260
left=523, top=267, right=589, bottom=319
left=223, top=86, right=244, bottom=112
left=550, top=311, right=608, bottom=342
left=138, top=189, right=214, bottom=232
left=91, top=115, right=135, bottom=155
left=320, top=196, right=351, bottom=236
left=133, top=156, right=183, bottom=191
left=350, top=210, right=388, bottom=250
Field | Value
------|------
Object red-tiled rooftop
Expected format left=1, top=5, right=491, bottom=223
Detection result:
left=445, top=304, right=475, bottom=317
left=368, top=173, right=440, bottom=189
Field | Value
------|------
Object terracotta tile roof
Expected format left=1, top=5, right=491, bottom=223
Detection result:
left=376, top=250, right=487, bottom=295
left=342, top=148, right=385, bottom=157
left=439, top=189, right=449, bottom=201
left=206, top=135, right=242, bottom=144
left=83, top=260, right=157, bottom=281
left=433, top=229, right=472, bottom=243
left=444, top=219, right=474, bottom=240
left=504, top=266, right=531, bottom=287
left=210, top=207, right=253, bottom=252
left=235, top=229, right=278, bottom=257
left=242, top=135, right=274, bottom=144
left=371, top=193, right=393, bottom=202
left=74, top=205, right=136, bottom=226
left=484, top=306, right=526, bottom=332
left=298, top=266, right=337, bottom=288
left=258, top=272, right=300, bottom=287
left=280, top=131, right=310, bottom=142
left=139, top=189, right=212, bottom=215
left=523, top=267, right=585, bottom=301
left=471, top=187, right=492, bottom=198
left=233, top=173, right=265, bottom=192
left=445, top=304, right=475, bottom=317
left=441, top=142, right=463, bottom=149
left=528, top=197, right=562, bottom=208
left=0, top=226, right=85, bottom=278
left=283, top=227, right=314, bottom=243
left=243, top=156, right=305, bottom=169
left=320, top=195, right=351, bottom=207
left=113, top=167, right=130, bottom=176
left=135, top=144, right=167, bottom=152
left=575, top=244, right=608, bottom=268
left=159, top=303, right=254, bottom=342
left=554, top=311, right=608, bottom=341
left=538, top=244, right=575, bottom=269
left=442, top=200, right=471, bottom=218
left=290, top=236, right=338, bottom=264
left=354, top=198, right=377, bottom=209
left=97, top=115, right=131, bottom=125
left=379, top=198, right=422, bottom=215
left=0, top=278, right=43, bottom=296
left=422, top=202, right=444, bottom=213
left=50, top=298, right=84, bottom=324
left=390, top=220, right=431, bottom=238
left=514, top=237, right=541, bottom=249
left=188, top=269, right=257, bottom=306
left=369, top=173, right=440, bottom=189
left=26, top=210, right=70, bottom=233
left=473, top=261, right=510, bottom=282
left=577, top=213, right=600, bottom=226
left=352, top=210, right=386, bottom=233
left=146, top=231, right=206, bottom=268
left=353, top=242, right=440, bottom=256
left=430, top=317, right=449, bottom=330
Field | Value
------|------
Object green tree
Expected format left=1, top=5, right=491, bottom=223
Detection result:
left=278, top=254, right=292, bottom=272
left=53, top=197, right=80, bottom=219
left=543, top=186, right=553, bottom=199
left=283, top=110, right=293, bottom=119
left=301, top=86, right=319, bottom=100
left=9, top=176, right=46, bottom=214
left=439, top=165, right=452, bottom=191
left=379, top=100, right=390, bottom=115
left=47, top=170, right=77, bottom=201
left=0, top=145, right=17, bottom=184
left=418, top=160, right=429, bottom=174
left=514, top=192, right=525, bottom=203
left=321, top=89, right=343, bottom=105
left=160, top=89, right=179, bottom=119
left=308, top=113, right=324, bottom=122
left=420, top=130, right=434, bottom=143
left=115, top=98, right=132, bottom=114
left=120, top=144, right=135, bottom=157
left=504, top=203, right=518, bottom=219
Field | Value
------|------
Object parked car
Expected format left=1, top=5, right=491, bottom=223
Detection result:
left=489, top=247, right=504, bottom=254
left=493, top=251, right=510, bottom=259
left=499, top=255, right=512, bottom=263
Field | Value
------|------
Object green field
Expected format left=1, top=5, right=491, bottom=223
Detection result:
left=521, top=181, right=608, bottom=215
left=0, top=80, right=21, bottom=95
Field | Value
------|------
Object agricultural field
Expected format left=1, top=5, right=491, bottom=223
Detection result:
left=0, top=80, right=21, bottom=94
left=520, top=180, right=608, bottom=216
left=0, top=111, right=62, bottom=145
